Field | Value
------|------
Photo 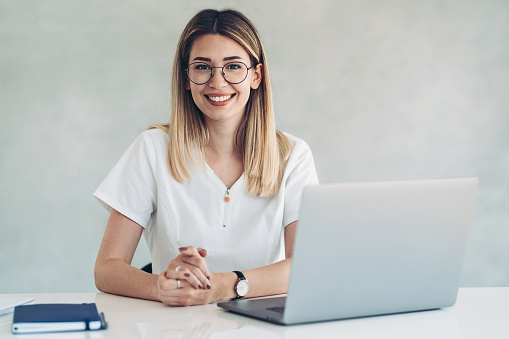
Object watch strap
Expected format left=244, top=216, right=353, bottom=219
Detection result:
left=232, top=271, right=247, bottom=300
left=233, top=270, right=246, bottom=281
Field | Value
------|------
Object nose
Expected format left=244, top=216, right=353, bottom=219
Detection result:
left=208, top=68, right=228, bottom=89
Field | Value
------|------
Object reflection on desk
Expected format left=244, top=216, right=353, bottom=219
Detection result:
left=0, top=288, right=508, bottom=339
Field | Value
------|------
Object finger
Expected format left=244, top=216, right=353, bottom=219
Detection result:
left=185, top=266, right=211, bottom=290
left=162, top=297, right=192, bottom=307
left=158, top=277, right=193, bottom=298
left=165, top=269, right=204, bottom=290
left=178, top=246, right=206, bottom=263
left=158, top=271, right=191, bottom=292
left=164, top=258, right=208, bottom=286
left=177, top=264, right=210, bottom=289
left=177, top=248, right=211, bottom=282
left=165, top=260, right=184, bottom=274
left=197, top=248, right=207, bottom=258
left=181, top=255, right=209, bottom=274
left=160, top=288, right=204, bottom=307
left=180, top=257, right=211, bottom=287
left=157, top=273, right=177, bottom=292
left=158, top=281, right=197, bottom=306
left=179, top=246, right=208, bottom=261
left=165, top=258, right=192, bottom=276
left=179, top=246, right=203, bottom=257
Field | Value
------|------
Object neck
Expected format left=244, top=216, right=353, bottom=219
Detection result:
left=205, top=118, right=242, bottom=156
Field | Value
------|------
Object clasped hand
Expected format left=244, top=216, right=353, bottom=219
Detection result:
left=157, top=246, right=213, bottom=306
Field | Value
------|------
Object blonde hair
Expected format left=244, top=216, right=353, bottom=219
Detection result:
left=152, top=9, right=291, bottom=198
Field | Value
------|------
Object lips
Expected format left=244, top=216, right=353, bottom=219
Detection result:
left=206, top=94, right=235, bottom=103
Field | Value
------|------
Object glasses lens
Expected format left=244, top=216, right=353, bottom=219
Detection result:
left=223, top=62, right=248, bottom=84
left=187, top=63, right=211, bottom=84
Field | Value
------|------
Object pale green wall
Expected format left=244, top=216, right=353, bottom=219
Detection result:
left=1, top=0, right=508, bottom=292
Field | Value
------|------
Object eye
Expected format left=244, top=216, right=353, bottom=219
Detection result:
left=193, top=63, right=211, bottom=71
left=225, top=62, right=243, bottom=70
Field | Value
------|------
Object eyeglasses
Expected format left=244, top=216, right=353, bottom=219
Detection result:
left=185, top=61, right=254, bottom=85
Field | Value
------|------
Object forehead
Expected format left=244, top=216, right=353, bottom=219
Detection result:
left=189, top=34, right=250, bottom=62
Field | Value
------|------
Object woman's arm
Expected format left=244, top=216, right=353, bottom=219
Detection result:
left=95, top=209, right=209, bottom=302
left=94, top=209, right=160, bottom=300
left=238, top=220, right=296, bottom=298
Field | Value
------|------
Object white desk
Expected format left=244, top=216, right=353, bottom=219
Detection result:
left=1, top=288, right=508, bottom=338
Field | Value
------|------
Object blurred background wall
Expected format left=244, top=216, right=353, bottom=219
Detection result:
left=1, top=0, right=508, bottom=293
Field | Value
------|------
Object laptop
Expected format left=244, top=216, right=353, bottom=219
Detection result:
left=218, top=177, right=479, bottom=325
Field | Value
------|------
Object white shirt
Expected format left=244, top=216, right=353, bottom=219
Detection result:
left=94, top=129, right=318, bottom=274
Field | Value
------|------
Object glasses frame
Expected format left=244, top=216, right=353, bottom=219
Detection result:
left=185, top=61, right=254, bottom=85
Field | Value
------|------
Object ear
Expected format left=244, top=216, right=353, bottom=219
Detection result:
left=250, top=63, right=263, bottom=90
left=185, top=80, right=191, bottom=90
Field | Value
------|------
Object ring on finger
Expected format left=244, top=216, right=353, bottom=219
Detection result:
left=175, top=265, right=182, bottom=272
left=176, top=279, right=181, bottom=289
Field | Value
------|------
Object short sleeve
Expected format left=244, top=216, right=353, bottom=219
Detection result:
left=93, top=131, right=158, bottom=228
left=282, top=137, right=319, bottom=227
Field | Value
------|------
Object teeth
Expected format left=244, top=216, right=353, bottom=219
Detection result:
left=207, top=95, right=232, bottom=102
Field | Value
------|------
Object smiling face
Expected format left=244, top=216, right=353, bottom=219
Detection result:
left=186, top=34, right=263, bottom=128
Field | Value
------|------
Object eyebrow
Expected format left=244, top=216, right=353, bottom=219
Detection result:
left=192, top=56, right=244, bottom=62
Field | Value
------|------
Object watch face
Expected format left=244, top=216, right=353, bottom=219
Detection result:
left=236, top=280, right=249, bottom=297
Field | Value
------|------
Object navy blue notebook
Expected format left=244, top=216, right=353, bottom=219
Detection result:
left=12, top=303, right=107, bottom=334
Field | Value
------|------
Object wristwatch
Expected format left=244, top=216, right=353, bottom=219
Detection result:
left=232, top=271, right=249, bottom=300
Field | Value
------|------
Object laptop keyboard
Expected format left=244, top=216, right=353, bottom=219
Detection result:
left=266, top=306, right=285, bottom=314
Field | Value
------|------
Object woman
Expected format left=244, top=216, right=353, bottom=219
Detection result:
left=94, top=9, right=318, bottom=306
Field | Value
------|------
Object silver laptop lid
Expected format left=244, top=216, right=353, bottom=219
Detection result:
left=284, top=177, right=478, bottom=324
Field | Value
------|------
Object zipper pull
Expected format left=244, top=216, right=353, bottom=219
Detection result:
left=223, top=189, right=230, bottom=227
